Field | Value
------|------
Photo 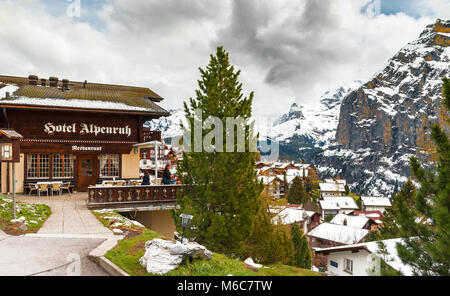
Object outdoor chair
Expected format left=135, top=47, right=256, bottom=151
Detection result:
left=37, top=184, right=49, bottom=197
left=27, top=183, right=38, bottom=196
left=51, top=183, right=62, bottom=196
left=60, top=182, right=71, bottom=195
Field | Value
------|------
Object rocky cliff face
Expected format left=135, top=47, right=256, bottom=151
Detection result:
left=319, top=19, right=450, bottom=195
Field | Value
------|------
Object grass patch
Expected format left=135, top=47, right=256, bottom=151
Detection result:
left=105, top=230, right=321, bottom=276
left=0, top=195, right=51, bottom=235
left=105, top=229, right=163, bottom=275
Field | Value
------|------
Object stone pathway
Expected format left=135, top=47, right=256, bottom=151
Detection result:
left=17, top=193, right=112, bottom=235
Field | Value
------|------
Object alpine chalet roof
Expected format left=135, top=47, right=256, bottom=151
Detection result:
left=361, top=196, right=392, bottom=207
left=0, top=75, right=169, bottom=115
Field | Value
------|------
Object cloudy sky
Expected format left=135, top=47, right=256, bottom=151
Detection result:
left=0, top=0, right=449, bottom=118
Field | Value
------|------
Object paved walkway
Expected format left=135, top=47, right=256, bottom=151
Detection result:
left=0, top=235, right=109, bottom=276
left=17, top=193, right=112, bottom=235
left=0, top=193, right=116, bottom=276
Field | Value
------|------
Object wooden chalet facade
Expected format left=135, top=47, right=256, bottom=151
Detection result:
left=0, top=75, right=169, bottom=193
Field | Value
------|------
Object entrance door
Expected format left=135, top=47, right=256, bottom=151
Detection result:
left=77, top=155, right=98, bottom=191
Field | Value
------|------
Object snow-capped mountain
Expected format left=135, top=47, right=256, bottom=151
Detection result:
left=145, top=109, right=185, bottom=140
left=319, top=19, right=450, bottom=196
left=262, top=81, right=362, bottom=162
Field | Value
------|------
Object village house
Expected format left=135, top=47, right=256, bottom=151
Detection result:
left=258, top=175, right=285, bottom=199
left=256, top=161, right=319, bottom=199
left=329, top=214, right=376, bottom=230
left=0, top=75, right=169, bottom=193
left=319, top=179, right=346, bottom=197
left=271, top=205, right=321, bottom=233
left=319, top=196, right=359, bottom=219
left=360, top=196, right=392, bottom=213
left=313, top=238, right=413, bottom=276
left=307, top=222, right=369, bottom=248
left=351, top=211, right=384, bottom=231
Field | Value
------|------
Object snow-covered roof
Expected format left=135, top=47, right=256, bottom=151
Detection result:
left=257, top=176, right=281, bottom=185
left=0, top=75, right=169, bottom=115
left=330, top=214, right=369, bottom=229
left=319, top=182, right=345, bottom=192
left=361, top=196, right=392, bottom=207
left=320, top=196, right=358, bottom=210
left=307, top=223, right=369, bottom=245
left=314, top=238, right=414, bottom=276
left=271, top=208, right=315, bottom=225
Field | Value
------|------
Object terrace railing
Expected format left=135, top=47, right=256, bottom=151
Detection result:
left=87, top=184, right=184, bottom=209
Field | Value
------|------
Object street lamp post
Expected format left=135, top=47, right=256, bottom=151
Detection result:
left=179, top=213, right=193, bottom=244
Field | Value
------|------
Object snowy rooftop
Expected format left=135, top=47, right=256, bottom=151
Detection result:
left=330, top=214, right=369, bottom=229
left=319, top=182, right=346, bottom=192
left=314, top=238, right=414, bottom=276
left=257, top=176, right=281, bottom=185
left=320, top=196, right=358, bottom=210
left=307, top=223, right=369, bottom=245
left=0, top=75, right=169, bottom=115
left=361, top=196, right=392, bottom=207
left=271, top=208, right=315, bottom=225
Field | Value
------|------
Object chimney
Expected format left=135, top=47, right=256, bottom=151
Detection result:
left=83, top=80, right=87, bottom=88
left=62, top=79, right=70, bottom=90
left=28, top=75, right=38, bottom=85
left=49, top=77, right=58, bottom=87
left=5, top=92, right=11, bottom=100
left=40, top=78, right=47, bottom=86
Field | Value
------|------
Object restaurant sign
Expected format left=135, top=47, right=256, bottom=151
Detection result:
left=44, top=122, right=132, bottom=137
left=72, top=146, right=102, bottom=152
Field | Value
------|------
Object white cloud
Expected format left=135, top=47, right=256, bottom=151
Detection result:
left=0, top=0, right=444, bottom=119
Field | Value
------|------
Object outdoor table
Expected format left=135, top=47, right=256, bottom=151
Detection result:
left=35, top=181, right=63, bottom=196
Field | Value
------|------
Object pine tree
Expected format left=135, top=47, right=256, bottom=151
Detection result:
left=244, top=189, right=294, bottom=265
left=287, top=176, right=308, bottom=204
left=175, top=47, right=263, bottom=257
left=291, top=223, right=312, bottom=269
left=366, top=179, right=416, bottom=242
left=345, top=184, right=350, bottom=195
left=394, top=77, right=450, bottom=276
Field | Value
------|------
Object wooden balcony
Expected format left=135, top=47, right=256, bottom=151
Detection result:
left=87, top=184, right=184, bottom=209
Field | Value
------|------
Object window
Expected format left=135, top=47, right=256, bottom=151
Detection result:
left=27, top=154, right=49, bottom=179
left=344, top=258, right=353, bottom=274
left=100, top=154, right=120, bottom=177
left=53, top=154, right=74, bottom=178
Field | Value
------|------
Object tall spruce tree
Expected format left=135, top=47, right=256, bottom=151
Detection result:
left=366, top=178, right=416, bottom=242
left=394, top=77, right=450, bottom=275
left=175, top=47, right=263, bottom=257
left=288, top=176, right=308, bottom=204
left=291, top=223, right=312, bottom=269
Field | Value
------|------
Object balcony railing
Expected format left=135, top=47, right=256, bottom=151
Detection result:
left=87, top=184, right=184, bottom=209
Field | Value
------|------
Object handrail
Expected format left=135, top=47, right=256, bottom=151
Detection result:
left=87, top=184, right=184, bottom=208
